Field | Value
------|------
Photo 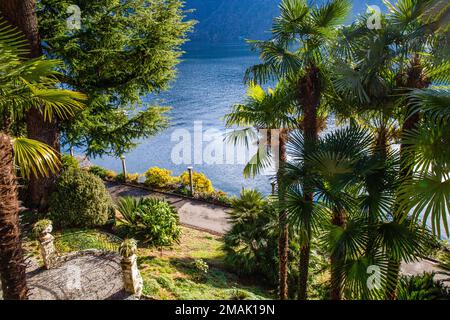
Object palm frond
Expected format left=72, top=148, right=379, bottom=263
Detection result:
left=244, top=40, right=302, bottom=84
left=397, top=169, right=450, bottom=237
left=407, top=88, right=450, bottom=124
left=310, top=0, right=352, bottom=30
left=13, top=137, right=60, bottom=179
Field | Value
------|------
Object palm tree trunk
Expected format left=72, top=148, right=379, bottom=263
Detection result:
left=399, top=55, right=429, bottom=177
left=297, top=65, right=321, bottom=300
left=385, top=55, right=430, bottom=300
left=386, top=259, right=401, bottom=300
left=0, top=0, right=60, bottom=212
left=277, top=128, right=289, bottom=300
left=330, top=207, right=345, bottom=300
left=297, top=244, right=310, bottom=300
left=0, top=133, right=28, bottom=300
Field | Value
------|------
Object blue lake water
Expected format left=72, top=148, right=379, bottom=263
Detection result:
left=92, top=41, right=274, bottom=195
left=85, top=41, right=447, bottom=239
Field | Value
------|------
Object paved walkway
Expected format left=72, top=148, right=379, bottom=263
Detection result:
left=401, top=259, right=449, bottom=286
left=27, top=251, right=128, bottom=300
left=106, top=181, right=231, bottom=235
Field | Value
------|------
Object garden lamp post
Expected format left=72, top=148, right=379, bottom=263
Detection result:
left=70, top=146, right=74, bottom=157
left=187, top=166, right=194, bottom=196
left=120, top=155, right=127, bottom=182
left=271, top=181, right=276, bottom=195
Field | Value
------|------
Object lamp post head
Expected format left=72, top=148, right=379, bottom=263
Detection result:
left=120, top=155, right=126, bottom=160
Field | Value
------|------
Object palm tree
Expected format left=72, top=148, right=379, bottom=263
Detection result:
left=245, top=0, right=352, bottom=299
left=332, top=0, right=449, bottom=298
left=0, top=0, right=61, bottom=212
left=225, top=82, right=296, bottom=299
left=0, top=22, right=85, bottom=299
left=397, top=88, right=450, bottom=236
left=223, top=189, right=277, bottom=277
left=285, top=125, right=436, bottom=299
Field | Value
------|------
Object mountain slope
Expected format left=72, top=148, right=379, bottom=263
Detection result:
left=184, top=0, right=386, bottom=42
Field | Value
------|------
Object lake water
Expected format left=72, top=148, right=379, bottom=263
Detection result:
left=86, top=41, right=447, bottom=239
left=92, top=41, right=273, bottom=195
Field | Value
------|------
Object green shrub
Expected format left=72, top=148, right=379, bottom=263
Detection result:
left=223, top=189, right=307, bottom=298
left=49, top=170, right=113, bottom=228
left=116, top=196, right=181, bottom=247
left=61, top=155, right=79, bottom=171
left=105, top=170, right=118, bottom=180
left=180, top=171, right=214, bottom=194
left=194, top=190, right=233, bottom=205
left=88, top=165, right=108, bottom=178
left=144, top=167, right=177, bottom=188
left=223, top=189, right=278, bottom=283
left=397, top=273, right=450, bottom=300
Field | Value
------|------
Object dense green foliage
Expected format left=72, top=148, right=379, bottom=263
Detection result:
left=36, top=0, right=194, bottom=157
left=88, top=165, right=109, bottom=179
left=397, top=273, right=450, bottom=300
left=223, top=189, right=330, bottom=299
left=60, top=155, right=80, bottom=172
left=223, top=189, right=278, bottom=282
left=0, top=19, right=85, bottom=178
left=116, top=196, right=181, bottom=247
left=49, top=170, right=113, bottom=228
left=32, top=219, right=52, bottom=238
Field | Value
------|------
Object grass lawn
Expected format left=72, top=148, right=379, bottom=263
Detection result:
left=24, top=226, right=273, bottom=300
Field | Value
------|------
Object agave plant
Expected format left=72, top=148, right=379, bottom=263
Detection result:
left=116, top=196, right=181, bottom=247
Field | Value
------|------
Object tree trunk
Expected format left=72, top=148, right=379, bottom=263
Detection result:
left=386, top=55, right=430, bottom=300
left=0, top=0, right=60, bottom=212
left=330, top=207, right=345, bottom=300
left=385, top=259, right=401, bottom=300
left=297, top=65, right=321, bottom=300
left=0, top=133, right=28, bottom=299
left=277, top=128, right=289, bottom=300
left=297, top=244, right=310, bottom=300
left=399, top=55, right=429, bottom=177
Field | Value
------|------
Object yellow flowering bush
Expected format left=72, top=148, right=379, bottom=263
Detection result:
left=116, top=172, right=140, bottom=183
left=180, top=171, right=214, bottom=194
left=145, top=167, right=176, bottom=188
left=105, top=170, right=118, bottom=180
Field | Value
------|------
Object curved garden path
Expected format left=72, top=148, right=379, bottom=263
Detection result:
left=106, top=181, right=231, bottom=235
left=26, top=251, right=129, bottom=300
